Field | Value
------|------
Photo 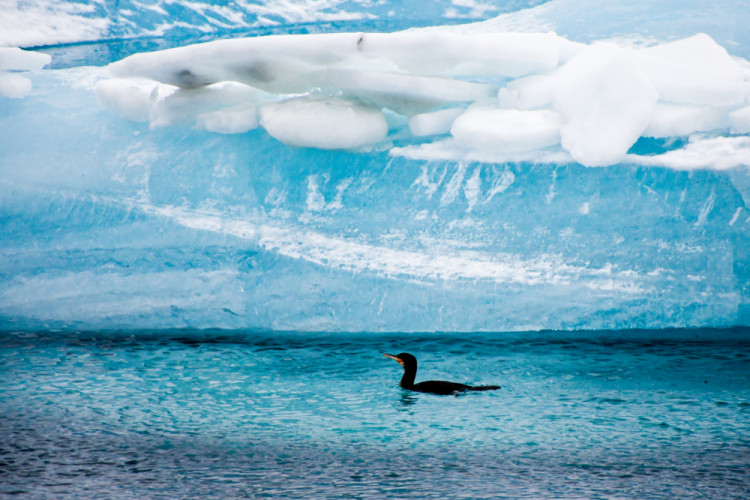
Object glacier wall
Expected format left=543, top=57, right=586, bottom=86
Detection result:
left=1, top=0, right=749, bottom=331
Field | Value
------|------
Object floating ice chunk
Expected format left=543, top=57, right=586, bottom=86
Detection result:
left=729, top=105, right=750, bottom=134
left=196, top=103, right=259, bottom=134
left=107, top=34, right=350, bottom=90
left=108, top=37, right=494, bottom=112
left=451, top=106, right=563, bottom=151
left=149, top=81, right=268, bottom=128
left=637, top=34, right=749, bottom=106
left=498, top=74, right=557, bottom=110
left=554, top=44, right=657, bottom=166
left=98, top=78, right=268, bottom=128
left=0, top=47, right=51, bottom=98
left=644, top=103, right=731, bottom=137
left=99, top=29, right=750, bottom=168
left=445, top=17, right=586, bottom=63
left=107, top=32, right=565, bottom=92
left=97, top=78, right=161, bottom=122
left=409, top=107, right=465, bottom=137
left=391, top=137, right=573, bottom=165
left=259, top=95, right=388, bottom=150
left=627, top=135, right=750, bottom=170
left=0, top=47, right=51, bottom=71
left=361, top=31, right=563, bottom=78
left=325, top=68, right=493, bottom=115
left=0, top=71, right=32, bottom=98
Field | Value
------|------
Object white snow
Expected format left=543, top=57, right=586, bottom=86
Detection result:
left=409, top=107, right=465, bottom=137
left=636, top=34, right=749, bottom=107
left=553, top=44, right=658, bottom=166
left=321, top=68, right=495, bottom=115
left=729, top=106, right=750, bottom=134
left=0, top=72, right=33, bottom=99
left=391, top=138, right=574, bottom=165
left=358, top=32, right=565, bottom=78
left=149, top=82, right=267, bottom=128
left=498, top=74, right=557, bottom=110
left=95, top=25, right=750, bottom=168
left=196, top=104, right=259, bottom=134
left=96, top=78, right=159, bottom=122
left=451, top=107, right=562, bottom=152
left=96, top=78, right=269, bottom=129
left=644, top=103, right=731, bottom=138
left=626, top=135, right=750, bottom=170
left=0, top=47, right=51, bottom=71
left=106, top=32, right=568, bottom=90
left=259, top=95, right=388, bottom=150
left=0, top=47, right=51, bottom=98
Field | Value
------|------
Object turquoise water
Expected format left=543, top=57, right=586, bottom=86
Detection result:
left=2, top=329, right=749, bottom=498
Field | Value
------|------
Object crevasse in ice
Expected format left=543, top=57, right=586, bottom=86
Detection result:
left=1, top=0, right=749, bottom=331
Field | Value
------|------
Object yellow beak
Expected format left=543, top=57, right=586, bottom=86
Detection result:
left=383, top=353, right=404, bottom=366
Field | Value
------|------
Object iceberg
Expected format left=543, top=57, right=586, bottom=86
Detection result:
left=1, top=0, right=749, bottom=331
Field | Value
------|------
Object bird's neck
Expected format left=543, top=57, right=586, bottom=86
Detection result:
left=399, top=368, right=416, bottom=389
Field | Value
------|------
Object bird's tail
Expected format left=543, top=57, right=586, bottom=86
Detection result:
left=470, top=385, right=501, bottom=391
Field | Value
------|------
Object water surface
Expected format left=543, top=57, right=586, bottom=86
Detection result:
left=2, top=329, right=748, bottom=498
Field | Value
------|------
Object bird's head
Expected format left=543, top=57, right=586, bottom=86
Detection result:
left=384, top=352, right=417, bottom=370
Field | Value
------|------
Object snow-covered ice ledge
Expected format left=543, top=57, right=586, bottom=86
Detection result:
left=98, top=29, right=750, bottom=169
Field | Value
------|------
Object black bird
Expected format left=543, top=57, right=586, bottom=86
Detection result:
left=384, top=352, right=500, bottom=395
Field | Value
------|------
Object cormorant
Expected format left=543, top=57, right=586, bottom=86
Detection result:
left=384, top=352, right=501, bottom=395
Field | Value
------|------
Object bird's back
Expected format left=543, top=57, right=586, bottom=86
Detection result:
left=412, top=380, right=499, bottom=395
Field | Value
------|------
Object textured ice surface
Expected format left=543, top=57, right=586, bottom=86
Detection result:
left=553, top=44, right=657, bottom=166
left=1, top=0, right=749, bottom=331
left=98, top=29, right=750, bottom=167
left=259, top=95, right=388, bottom=150
left=450, top=107, right=563, bottom=152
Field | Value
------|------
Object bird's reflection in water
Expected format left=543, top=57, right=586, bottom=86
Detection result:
left=397, top=391, right=418, bottom=409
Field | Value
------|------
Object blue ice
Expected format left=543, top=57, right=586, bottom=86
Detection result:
left=1, top=0, right=749, bottom=331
